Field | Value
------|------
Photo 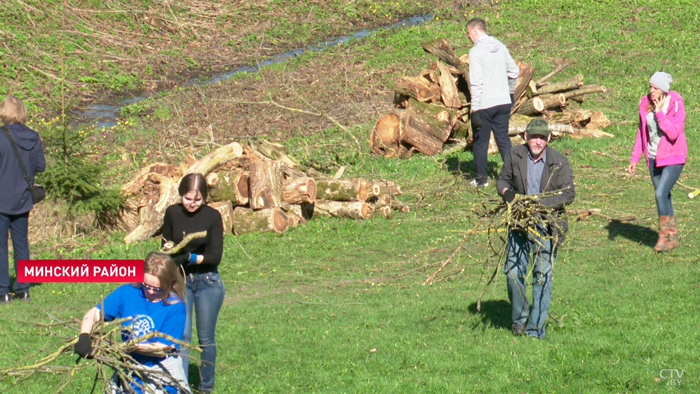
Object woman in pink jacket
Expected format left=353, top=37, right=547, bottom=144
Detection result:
left=627, top=71, right=686, bottom=251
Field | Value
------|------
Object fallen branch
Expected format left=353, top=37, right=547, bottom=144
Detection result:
left=423, top=220, right=483, bottom=285
left=160, top=231, right=207, bottom=255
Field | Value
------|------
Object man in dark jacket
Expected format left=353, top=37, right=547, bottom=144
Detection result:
left=0, top=96, right=46, bottom=303
left=496, top=118, right=575, bottom=338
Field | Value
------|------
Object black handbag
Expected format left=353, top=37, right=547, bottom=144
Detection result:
left=1, top=126, right=45, bottom=204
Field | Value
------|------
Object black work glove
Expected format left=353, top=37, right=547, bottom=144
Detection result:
left=172, top=252, right=190, bottom=267
left=471, top=110, right=483, bottom=129
left=74, top=333, right=93, bottom=358
left=502, top=189, right=517, bottom=204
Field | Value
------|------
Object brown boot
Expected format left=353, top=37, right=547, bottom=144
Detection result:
left=666, top=216, right=680, bottom=250
left=653, top=215, right=671, bottom=252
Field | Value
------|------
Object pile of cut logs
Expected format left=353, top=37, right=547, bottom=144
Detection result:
left=369, top=38, right=612, bottom=158
left=119, top=140, right=408, bottom=244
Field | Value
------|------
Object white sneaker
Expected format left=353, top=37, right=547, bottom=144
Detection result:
left=469, top=179, right=490, bottom=188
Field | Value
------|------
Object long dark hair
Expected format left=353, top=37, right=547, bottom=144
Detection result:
left=178, top=173, right=208, bottom=203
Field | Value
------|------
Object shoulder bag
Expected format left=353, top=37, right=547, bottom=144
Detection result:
left=1, top=126, right=45, bottom=204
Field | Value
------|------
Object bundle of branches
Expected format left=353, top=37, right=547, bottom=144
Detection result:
left=0, top=316, right=201, bottom=393
left=370, top=39, right=612, bottom=158
left=119, top=140, right=409, bottom=244
left=424, top=190, right=567, bottom=310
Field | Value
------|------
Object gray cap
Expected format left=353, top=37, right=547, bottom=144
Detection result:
left=649, top=71, right=672, bottom=93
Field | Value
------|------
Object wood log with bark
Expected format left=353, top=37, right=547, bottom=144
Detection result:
left=394, top=75, right=441, bottom=103
left=369, top=112, right=402, bottom=157
left=533, top=73, right=583, bottom=95
left=511, top=61, right=536, bottom=114
left=399, top=103, right=452, bottom=156
left=316, top=178, right=369, bottom=202
left=232, top=207, right=288, bottom=235
left=249, top=160, right=285, bottom=210
left=283, top=177, right=317, bottom=204
left=562, top=85, right=608, bottom=101
left=515, top=96, right=544, bottom=116
left=369, top=179, right=403, bottom=197
left=207, top=170, right=249, bottom=206
left=536, top=61, right=571, bottom=87
left=435, top=61, right=461, bottom=108
left=209, top=201, right=234, bottom=234
left=313, top=201, right=374, bottom=220
left=421, top=38, right=471, bottom=92
left=124, top=173, right=180, bottom=244
left=186, top=141, right=243, bottom=176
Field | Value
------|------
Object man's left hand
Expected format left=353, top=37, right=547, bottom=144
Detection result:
left=502, top=189, right=517, bottom=203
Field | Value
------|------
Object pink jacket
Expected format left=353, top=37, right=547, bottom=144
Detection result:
left=630, top=91, right=687, bottom=166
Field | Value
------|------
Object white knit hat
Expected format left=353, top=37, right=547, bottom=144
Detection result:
left=649, top=71, right=672, bottom=93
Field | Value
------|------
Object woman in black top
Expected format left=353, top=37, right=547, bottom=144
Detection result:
left=162, top=173, right=224, bottom=393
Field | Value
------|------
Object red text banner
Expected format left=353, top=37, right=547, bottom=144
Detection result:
left=17, top=260, right=144, bottom=283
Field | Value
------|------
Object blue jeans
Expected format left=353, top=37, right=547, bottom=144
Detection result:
left=504, top=228, right=555, bottom=339
left=648, top=158, right=683, bottom=216
left=181, top=272, right=225, bottom=391
left=0, top=212, right=30, bottom=296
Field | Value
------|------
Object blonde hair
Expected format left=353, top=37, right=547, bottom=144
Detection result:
left=0, top=96, right=27, bottom=124
left=138, top=252, right=186, bottom=303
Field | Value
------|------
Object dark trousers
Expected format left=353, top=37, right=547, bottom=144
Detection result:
left=472, top=104, right=512, bottom=183
left=0, top=212, right=30, bottom=296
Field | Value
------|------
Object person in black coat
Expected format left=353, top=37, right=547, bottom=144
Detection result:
left=0, top=96, right=46, bottom=304
left=496, top=118, right=575, bottom=339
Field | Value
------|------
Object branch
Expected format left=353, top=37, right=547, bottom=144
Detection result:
left=160, top=231, right=207, bottom=254
left=423, top=219, right=483, bottom=285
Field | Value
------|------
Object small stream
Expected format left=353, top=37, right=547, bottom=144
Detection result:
left=78, top=14, right=434, bottom=128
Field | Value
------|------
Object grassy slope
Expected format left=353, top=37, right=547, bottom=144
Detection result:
left=3, top=0, right=700, bottom=393
left=0, top=0, right=448, bottom=113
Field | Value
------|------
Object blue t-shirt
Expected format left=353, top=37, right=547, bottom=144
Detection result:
left=97, top=284, right=186, bottom=393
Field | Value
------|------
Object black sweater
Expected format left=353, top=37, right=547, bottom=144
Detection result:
left=161, top=204, right=224, bottom=274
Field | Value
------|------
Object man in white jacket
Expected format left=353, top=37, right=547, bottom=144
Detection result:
left=467, top=17, right=519, bottom=187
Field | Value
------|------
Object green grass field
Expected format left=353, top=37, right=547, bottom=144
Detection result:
left=2, top=0, right=700, bottom=393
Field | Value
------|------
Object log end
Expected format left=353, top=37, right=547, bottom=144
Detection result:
left=306, top=179, right=317, bottom=203
left=360, top=202, right=373, bottom=219
left=357, top=179, right=369, bottom=202
left=272, top=208, right=289, bottom=234
left=370, top=113, right=402, bottom=157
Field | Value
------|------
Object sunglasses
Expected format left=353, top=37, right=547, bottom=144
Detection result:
left=142, top=282, right=164, bottom=293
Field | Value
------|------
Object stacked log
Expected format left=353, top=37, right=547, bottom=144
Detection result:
left=120, top=141, right=409, bottom=243
left=370, top=38, right=612, bottom=158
